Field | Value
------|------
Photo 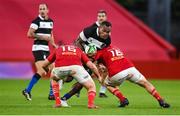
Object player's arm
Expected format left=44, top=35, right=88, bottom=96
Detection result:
left=86, top=61, right=102, bottom=82
left=40, top=50, right=56, bottom=72
left=41, top=59, right=52, bottom=68
left=81, top=50, right=102, bottom=81
left=92, top=50, right=106, bottom=83
left=27, top=28, right=51, bottom=41
left=35, top=59, right=51, bottom=76
left=74, top=27, right=92, bottom=51
left=27, top=21, right=51, bottom=41
left=74, top=36, right=86, bottom=51
left=49, top=31, right=58, bottom=48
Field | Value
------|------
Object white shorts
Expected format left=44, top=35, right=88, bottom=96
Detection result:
left=52, top=65, right=92, bottom=84
left=104, top=67, right=145, bottom=86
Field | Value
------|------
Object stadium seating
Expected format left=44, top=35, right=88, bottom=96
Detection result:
left=0, top=0, right=179, bottom=79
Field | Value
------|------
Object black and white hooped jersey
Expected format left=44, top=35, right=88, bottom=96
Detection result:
left=79, top=22, right=111, bottom=50
left=30, top=15, right=53, bottom=51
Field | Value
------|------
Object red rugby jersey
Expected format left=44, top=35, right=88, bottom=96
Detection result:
left=95, top=45, right=134, bottom=77
left=47, top=45, right=90, bottom=67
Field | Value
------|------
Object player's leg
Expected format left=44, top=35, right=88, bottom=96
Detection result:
left=72, top=65, right=98, bottom=109
left=127, top=67, right=170, bottom=108
left=99, top=85, right=107, bottom=97
left=137, top=79, right=170, bottom=108
left=60, top=81, right=83, bottom=107
left=61, top=82, right=83, bottom=101
left=47, top=63, right=56, bottom=100
left=106, top=85, right=129, bottom=107
left=104, top=74, right=129, bottom=107
left=22, top=60, right=46, bottom=101
left=81, top=78, right=98, bottom=109
left=60, top=66, right=92, bottom=100
left=48, top=81, right=55, bottom=100
left=51, top=78, right=61, bottom=108
left=98, top=63, right=108, bottom=98
left=51, top=67, right=77, bottom=107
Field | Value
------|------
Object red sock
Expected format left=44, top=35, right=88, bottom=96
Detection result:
left=151, top=88, right=162, bottom=101
left=46, top=72, right=51, bottom=78
left=51, top=81, right=61, bottom=105
left=88, top=91, right=96, bottom=106
left=112, top=89, right=125, bottom=102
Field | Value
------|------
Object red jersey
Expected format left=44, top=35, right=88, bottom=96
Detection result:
left=47, top=45, right=90, bottom=67
left=94, top=45, right=134, bottom=77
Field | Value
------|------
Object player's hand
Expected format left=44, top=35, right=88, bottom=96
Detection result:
left=42, top=35, right=51, bottom=41
left=98, top=63, right=107, bottom=72
left=98, top=76, right=103, bottom=84
left=52, top=43, right=58, bottom=49
left=34, top=34, right=51, bottom=41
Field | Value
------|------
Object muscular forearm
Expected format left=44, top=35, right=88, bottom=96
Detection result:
left=34, top=34, right=51, bottom=41
left=92, top=66, right=101, bottom=78
left=28, top=32, right=50, bottom=41
left=86, top=61, right=102, bottom=80
left=74, top=37, right=85, bottom=51
left=49, top=39, right=58, bottom=48
left=27, top=28, right=50, bottom=41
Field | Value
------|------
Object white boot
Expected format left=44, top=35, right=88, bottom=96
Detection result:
left=61, top=99, right=70, bottom=107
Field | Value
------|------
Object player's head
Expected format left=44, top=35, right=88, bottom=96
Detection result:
left=97, top=10, right=107, bottom=24
left=39, top=3, right=49, bottom=19
left=98, top=21, right=112, bottom=39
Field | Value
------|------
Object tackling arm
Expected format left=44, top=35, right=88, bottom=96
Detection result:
left=40, top=59, right=52, bottom=69
left=86, top=61, right=102, bottom=82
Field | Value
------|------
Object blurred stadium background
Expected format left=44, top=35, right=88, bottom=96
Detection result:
left=0, top=0, right=180, bottom=115
left=0, top=0, right=180, bottom=79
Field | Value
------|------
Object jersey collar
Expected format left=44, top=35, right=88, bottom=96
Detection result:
left=96, top=28, right=99, bottom=36
left=38, top=15, right=45, bottom=20
left=96, top=21, right=100, bottom=27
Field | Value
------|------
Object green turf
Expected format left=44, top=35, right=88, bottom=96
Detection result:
left=0, top=79, right=180, bottom=115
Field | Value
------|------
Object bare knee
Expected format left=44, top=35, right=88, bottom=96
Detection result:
left=106, top=85, right=118, bottom=94
left=137, top=79, right=149, bottom=88
left=37, top=68, right=46, bottom=77
left=83, top=81, right=96, bottom=92
left=88, top=83, right=96, bottom=91
left=137, top=79, right=154, bottom=91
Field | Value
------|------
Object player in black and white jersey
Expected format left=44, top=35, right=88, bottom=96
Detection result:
left=59, top=11, right=111, bottom=105
left=76, top=21, right=111, bottom=96
left=60, top=22, right=113, bottom=108
left=78, top=10, right=110, bottom=51
left=76, top=10, right=110, bottom=98
left=22, top=3, right=57, bottom=101
left=87, top=10, right=107, bottom=30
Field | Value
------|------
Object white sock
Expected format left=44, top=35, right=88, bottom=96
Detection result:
left=58, top=79, right=63, bottom=90
left=99, top=85, right=106, bottom=93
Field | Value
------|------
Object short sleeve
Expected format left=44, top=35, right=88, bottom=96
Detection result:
left=79, top=26, right=93, bottom=42
left=94, top=49, right=103, bottom=61
left=78, top=48, right=90, bottom=64
left=30, top=19, right=39, bottom=30
left=79, top=31, right=87, bottom=41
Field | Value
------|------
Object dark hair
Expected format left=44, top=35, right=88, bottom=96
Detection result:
left=39, top=3, right=48, bottom=9
left=100, top=21, right=112, bottom=27
left=98, top=10, right=107, bottom=15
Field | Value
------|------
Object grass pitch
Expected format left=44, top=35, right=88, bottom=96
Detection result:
left=0, top=79, right=180, bottom=115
